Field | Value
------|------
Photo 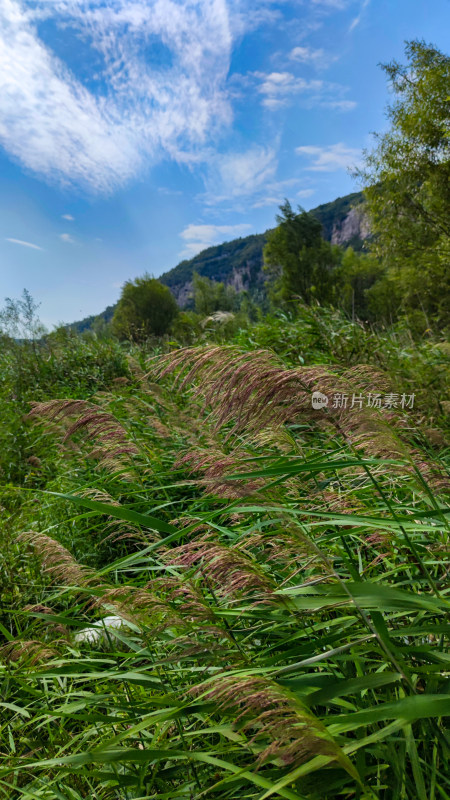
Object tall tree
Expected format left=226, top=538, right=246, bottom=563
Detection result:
left=192, top=273, right=237, bottom=316
left=264, top=200, right=340, bottom=305
left=358, top=40, right=450, bottom=325
left=333, top=247, right=385, bottom=321
left=112, top=275, right=178, bottom=341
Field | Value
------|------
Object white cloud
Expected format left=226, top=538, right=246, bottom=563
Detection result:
left=252, top=70, right=355, bottom=111
left=59, top=232, right=76, bottom=244
left=253, top=71, right=321, bottom=109
left=251, top=196, right=281, bottom=209
left=323, top=100, right=357, bottom=111
left=250, top=178, right=313, bottom=208
left=5, top=236, right=43, bottom=250
left=0, top=0, right=233, bottom=193
left=204, top=145, right=278, bottom=205
left=180, top=222, right=252, bottom=257
left=62, top=214, right=75, bottom=221
left=295, top=142, right=362, bottom=171
left=289, top=46, right=326, bottom=66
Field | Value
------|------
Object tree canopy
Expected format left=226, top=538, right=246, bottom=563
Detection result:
left=264, top=200, right=341, bottom=305
left=192, top=273, right=238, bottom=316
left=359, top=40, right=450, bottom=326
left=112, top=275, right=178, bottom=341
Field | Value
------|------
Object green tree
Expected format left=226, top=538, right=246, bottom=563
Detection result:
left=264, top=200, right=341, bottom=305
left=358, top=40, right=450, bottom=325
left=0, top=289, right=47, bottom=403
left=334, top=247, right=385, bottom=321
left=0, top=288, right=46, bottom=343
left=112, top=275, right=178, bottom=341
left=192, top=273, right=238, bottom=316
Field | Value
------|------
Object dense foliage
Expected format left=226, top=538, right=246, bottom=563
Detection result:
left=161, top=234, right=268, bottom=305
left=112, top=275, right=179, bottom=340
left=264, top=200, right=342, bottom=305
left=192, top=273, right=239, bottom=316
left=358, top=40, right=450, bottom=326
left=69, top=192, right=367, bottom=334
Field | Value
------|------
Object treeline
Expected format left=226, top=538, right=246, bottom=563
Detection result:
left=268, top=39, right=449, bottom=331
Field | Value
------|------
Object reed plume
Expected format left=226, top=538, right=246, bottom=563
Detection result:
left=28, top=399, right=138, bottom=473
left=191, top=674, right=346, bottom=769
left=175, top=446, right=265, bottom=498
left=166, top=535, right=275, bottom=601
left=0, top=640, right=58, bottom=665
left=151, top=345, right=448, bottom=493
left=18, top=531, right=98, bottom=587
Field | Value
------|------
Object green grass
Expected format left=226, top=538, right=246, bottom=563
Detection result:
left=0, top=308, right=449, bottom=799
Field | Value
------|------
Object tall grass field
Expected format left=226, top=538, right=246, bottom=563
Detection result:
left=0, top=309, right=448, bottom=799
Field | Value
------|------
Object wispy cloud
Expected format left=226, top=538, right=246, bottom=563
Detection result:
left=0, top=0, right=233, bottom=193
left=252, top=71, right=355, bottom=111
left=311, top=0, right=349, bottom=9
left=253, top=71, right=322, bottom=109
left=59, top=233, right=76, bottom=244
left=324, top=100, right=357, bottom=111
left=203, top=145, right=279, bottom=205
left=5, top=237, right=43, bottom=251
left=250, top=178, right=312, bottom=209
left=349, top=0, right=370, bottom=32
left=289, top=46, right=328, bottom=67
left=251, top=186, right=315, bottom=209
left=180, top=222, right=253, bottom=257
left=295, top=142, right=362, bottom=171
left=62, top=214, right=75, bottom=221
left=251, top=196, right=281, bottom=209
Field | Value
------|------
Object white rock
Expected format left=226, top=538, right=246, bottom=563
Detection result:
left=74, top=615, right=126, bottom=646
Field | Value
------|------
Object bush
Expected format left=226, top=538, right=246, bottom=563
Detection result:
left=112, top=274, right=178, bottom=340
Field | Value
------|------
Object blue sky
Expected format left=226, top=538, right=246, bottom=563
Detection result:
left=0, top=0, right=449, bottom=328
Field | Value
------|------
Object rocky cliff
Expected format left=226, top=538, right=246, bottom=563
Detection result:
left=330, top=205, right=371, bottom=246
left=159, top=191, right=370, bottom=308
left=159, top=233, right=267, bottom=307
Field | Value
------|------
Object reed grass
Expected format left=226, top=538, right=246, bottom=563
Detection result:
left=0, top=314, right=449, bottom=800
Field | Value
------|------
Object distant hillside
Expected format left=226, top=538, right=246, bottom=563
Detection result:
left=313, top=191, right=368, bottom=246
left=159, top=233, right=267, bottom=307
left=69, top=190, right=368, bottom=332
left=69, top=304, right=116, bottom=334
left=159, top=190, right=367, bottom=306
